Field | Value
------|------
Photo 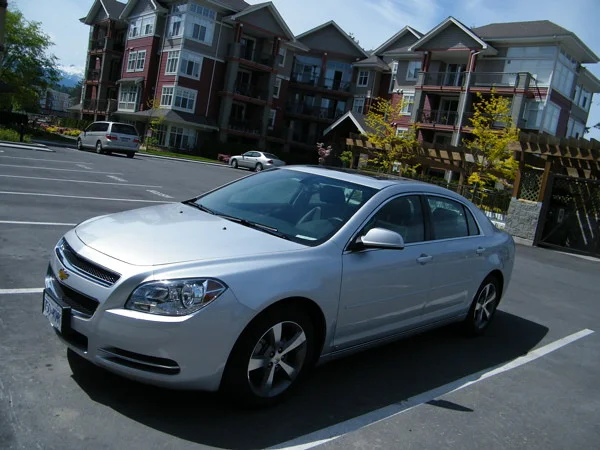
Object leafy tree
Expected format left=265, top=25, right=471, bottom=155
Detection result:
left=465, top=89, right=519, bottom=187
left=0, top=8, right=60, bottom=112
left=363, top=97, right=420, bottom=174
left=144, top=98, right=165, bottom=150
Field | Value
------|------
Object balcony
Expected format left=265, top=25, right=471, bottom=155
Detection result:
left=82, top=98, right=117, bottom=113
left=89, top=37, right=106, bottom=53
left=290, top=131, right=317, bottom=146
left=267, top=127, right=286, bottom=141
left=285, top=103, right=345, bottom=122
left=416, top=109, right=460, bottom=128
left=420, top=72, right=465, bottom=88
left=227, top=119, right=263, bottom=137
left=89, top=37, right=124, bottom=54
left=469, top=72, right=533, bottom=92
left=228, top=43, right=274, bottom=71
left=86, top=69, right=101, bottom=83
left=233, top=82, right=269, bottom=102
left=290, top=73, right=352, bottom=96
left=461, top=112, right=509, bottom=129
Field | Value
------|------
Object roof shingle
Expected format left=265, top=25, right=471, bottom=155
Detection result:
left=473, top=20, right=572, bottom=39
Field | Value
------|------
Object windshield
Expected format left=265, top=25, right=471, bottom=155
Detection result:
left=192, top=169, right=377, bottom=246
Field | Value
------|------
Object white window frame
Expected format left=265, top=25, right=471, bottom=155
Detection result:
left=126, top=51, right=138, bottom=72
left=353, top=97, right=365, bottom=114
left=273, top=77, right=282, bottom=99
left=160, top=85, right=174, bottom=107
left=165, top=50, right=180, bottom=75
left=396, top=127, right=408, bottom=137
left=136, top=50, right=146, bottom=72
left=357, top=71, right=369, bottom=87
left=185, top=5, right=217, bottom=46
left=389, top=61, right=398, bottom=93
left=172, top=86, right=197, bottom=113
left=168, top=14, right=183, bottom=38
left=128, top=14, right=156, bottom=39
left=268, top=109, right=276, bottom=129
left=179, top=51, right=203, bottom=80
left=168, top=125, right=196, bottom=150
left=406, top=60, right=421, bottom=81
left=118, top=84, right=138, bottom=111
left=400, top=92, right=415, bottom=115
left=278, top=47, right=287, bottom=67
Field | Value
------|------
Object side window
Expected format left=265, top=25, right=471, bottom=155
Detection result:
left=96, top=123, right=109, bottom=132
left=87, top=123, right=98, bottom=132
left=465, top=207, right=480, bottom=236
left=427, top=196, right=469, bottom=240
left=365, top=195, right=425, bottom=243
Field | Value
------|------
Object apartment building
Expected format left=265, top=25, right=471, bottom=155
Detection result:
left=77, top=2, right=599, bottom=161
left=39, top=89, right=72, bottom=114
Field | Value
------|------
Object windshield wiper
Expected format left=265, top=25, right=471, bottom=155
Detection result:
left=183, top=200, right=215, bottom=215
left=217, top=214, right=289, bottom=240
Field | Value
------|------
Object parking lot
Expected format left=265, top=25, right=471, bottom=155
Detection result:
left=1, top=144, right=599, bottom=450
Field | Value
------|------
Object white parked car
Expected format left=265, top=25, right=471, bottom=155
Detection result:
left=229, top=151, right=286, bottom=171
left=77, top=121, right=140, bottom=158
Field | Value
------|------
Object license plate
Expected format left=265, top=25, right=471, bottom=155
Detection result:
left=43, top=292, right=65, bottom=333
left=120, top=137, right=130, bottom=142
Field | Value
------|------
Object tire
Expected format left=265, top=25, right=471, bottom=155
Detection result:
left=95, top=141, right=104, bottom=154
left=231, top=159, right=238, bottom=169
left=76, top=139, right=83, bottom=151
left=255, top=163, right=263, bottom=172
left=222, top=305, right=316, bottom=407
left=463, top=275, right=500, bottom=336
left=126, top=152, right=134, bottom=159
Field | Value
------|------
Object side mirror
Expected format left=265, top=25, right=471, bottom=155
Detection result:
left=358, top=227, right=405, bottom=250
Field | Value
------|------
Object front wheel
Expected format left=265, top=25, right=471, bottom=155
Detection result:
left=463, top=276, right=500, bottom=336
left=222, top=306, right=316, bottom=407
left=231, top=159, right=238, bottom=169
left=76, top=139, right=83, bottom=151
left=255, top=163, right=263, bottom=172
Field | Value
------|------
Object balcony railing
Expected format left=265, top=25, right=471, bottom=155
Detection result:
left=86, top=69, right=101, bottom=82
left=229, top=43, right=274, bottom=67
left=422, top=71, right=465, bottom=87
left=82, top=98, right=117, bottom=113
left=291, top=132, right=317, bottom=145
left=290, top=72, right=319, bottom=87
left=470, top=72, right=531, bottom=89
left=286, top=102, right=316, bottom=116
left=417, top=109, right=459, bottom=127
left=285, top=103, right=344, bottom=121
left=89, top=37, right=124, bottom=53
left=267, top=127, right=286, bottom=139
left=233, top=82, right=268, bottom=101
left=290, top=73, right=351, bottom=93
left=461, top=112, right=509, bottom=129
left=89, top=37, right=106, bottom=51
left=228, top=119, right=263, bottom=135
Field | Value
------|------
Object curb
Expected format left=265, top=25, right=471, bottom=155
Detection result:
left=136, top=152, right=231, bottom=168
left=0, top=141, right=54, bottom=152
left=31, top=140, right=77, bottom=149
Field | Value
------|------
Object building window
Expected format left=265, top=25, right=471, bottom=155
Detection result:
left=269, top=109, right=276, bottom=129
left=357, top=71, right=369, bottom=87
left=168, top=126, right=196, bottom=150
left=389, top=61, right=399, bottom=93
left=353, top=97, right=365, bottom=114
left=118, top=84, right=138, bottom=111
left=160, top=86, right=174, bottom=107
left=126, top=51, right=138, bottom=72
left=542, top=101, right=560, bottom=135
left=165, top=51, right=179, bottom=75
left=180, top=51, right=203, bottom=79
left=278, top=47, right=286, bottom=67
left=396, top=127, right=408, bottom=137
left=173, top=87, right=197, bottom=112
left=273, top=78, right=281, bottom=99
left=185, top=5, right=216, bottom=45
left=400, top=93, right=415, bottom=115
left=128, top=14, right=155, bottom=38
left=579, top=87, right=591, bottom=111
left=168, top=14, right=183, bottom=37
left=136, top=50, right=146, bottom=71
left=406, top=60, right=421, bottom=81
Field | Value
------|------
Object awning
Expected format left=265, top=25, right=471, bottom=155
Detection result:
left=116, top=77, right=144, bottom=85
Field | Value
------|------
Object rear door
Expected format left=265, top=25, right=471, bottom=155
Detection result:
left=110, top=123, right=139, bottom=149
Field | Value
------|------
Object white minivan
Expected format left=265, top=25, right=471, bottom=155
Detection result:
left=77, top=122, right=140, bottom=158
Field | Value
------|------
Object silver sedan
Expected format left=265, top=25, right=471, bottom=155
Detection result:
left=43, top=166, right=514, bottom=406
left=229, top=151, right=286, bottom=171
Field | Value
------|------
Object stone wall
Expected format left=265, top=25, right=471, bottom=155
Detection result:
left=504, top=198, right=543, bottom=241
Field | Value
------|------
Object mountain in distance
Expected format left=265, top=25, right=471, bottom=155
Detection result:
left=57, top=65, right=85, bottom=88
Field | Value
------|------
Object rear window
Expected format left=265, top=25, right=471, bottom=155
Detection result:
left=111, top=124, right=138, bottom=135
left=263, top=153, right=279, bottom=160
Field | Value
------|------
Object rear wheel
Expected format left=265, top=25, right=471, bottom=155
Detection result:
left=126, top=152, right=134, bottom=159
left=76, top=138, right=83, bottom=151
left=222, top=305, right=315, bottom=407
left=95, top=141, right=104, bottom=154
left=255, top=163, right=263, bottom=172
left=231, top=159, right=238, bottom=169
left=463, top=276, right=500, bottom=336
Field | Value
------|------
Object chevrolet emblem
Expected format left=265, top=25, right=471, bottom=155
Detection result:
left=58, top=268, right=69, bottom=281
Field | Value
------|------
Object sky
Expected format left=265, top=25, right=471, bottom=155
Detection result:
left=10, top=0, right=600, bottom=138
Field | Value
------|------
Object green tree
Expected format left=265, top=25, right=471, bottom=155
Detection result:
left=363, top=97, right=420, bottom=173
left=465, top=89, right=519, bottom=187
left=144, top=98, right=165, bottom=150
left=0, top=8, right=60, bottom=112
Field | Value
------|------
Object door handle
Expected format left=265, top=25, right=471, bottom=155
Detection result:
left=417, top=254, right=433, bottom=265
left=476, top=247, right=486, bottom=255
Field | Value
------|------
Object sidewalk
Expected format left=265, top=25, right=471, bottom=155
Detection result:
left=0, top=140, right=54, bottom=152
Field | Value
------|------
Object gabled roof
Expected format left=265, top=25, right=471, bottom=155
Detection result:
left=120, top=0, right=168, bottom=20
left=80, top=0, right=126, bottom=24
left=224, top=2, right=295, bottom=40
left=408, top=16, right=494, bottom=53
left=323, top=111, right=373, bottom=137
left=209, top=0, right=250, bottom=11
left=372, top=26, right=422, bottom=55
left=296, top=21, right=369, bottom=58
left=353, top=55, right=389, bottom=71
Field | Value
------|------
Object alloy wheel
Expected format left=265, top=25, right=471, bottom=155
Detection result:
left=474, top=282, right=497, bottom=329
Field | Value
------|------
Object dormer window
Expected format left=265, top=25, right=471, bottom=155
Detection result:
left=128, top=14, right=156, bottom=39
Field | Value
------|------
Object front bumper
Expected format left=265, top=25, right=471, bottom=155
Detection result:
left=45, top=233, right=254, bottom=391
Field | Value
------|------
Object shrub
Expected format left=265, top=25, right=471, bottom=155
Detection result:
left=0, top=127, right=31, bottom=143
left=46, top=126, right=59, bottom=133
left=64, top=129, right=82, bottom=137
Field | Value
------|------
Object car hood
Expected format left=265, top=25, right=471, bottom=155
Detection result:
left=74, top=203, right=305, bottom=266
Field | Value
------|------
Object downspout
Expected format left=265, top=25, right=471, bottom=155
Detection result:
left=205, top=18, right=224, bottom=117
left=455, top=50, right=482, bottom=146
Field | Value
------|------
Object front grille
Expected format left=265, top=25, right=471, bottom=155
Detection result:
left=59, top=282, right=100, bottom=318
left=56, top=239, right=120, bottom=287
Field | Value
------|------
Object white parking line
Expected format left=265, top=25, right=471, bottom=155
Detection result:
left=0, top=175, right=161, bottom=188
left=0, top=220, right=76, bottom=226
left=0, top=288, right=44, bottom=295
left=270, top=328, right=595, bottom=450
left=0, top=163, right=120, bottom=175
left=0, top=155, right=93, bottom=164
left=107, top=175, right=128, bottom=182
left=147, top=189, right=173, bottom=199
left=0, top=191, right=170, bottom=203
left=76, top=164, right=93, bottom=170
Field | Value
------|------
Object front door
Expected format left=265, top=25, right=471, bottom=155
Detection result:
left=335, top=195, right=432, bottom=349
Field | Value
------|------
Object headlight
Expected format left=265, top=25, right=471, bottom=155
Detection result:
left=126, top=279, right=227, bottom=316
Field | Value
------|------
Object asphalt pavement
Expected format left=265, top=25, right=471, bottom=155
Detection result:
left=0, top=144, right=599, bottom=450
